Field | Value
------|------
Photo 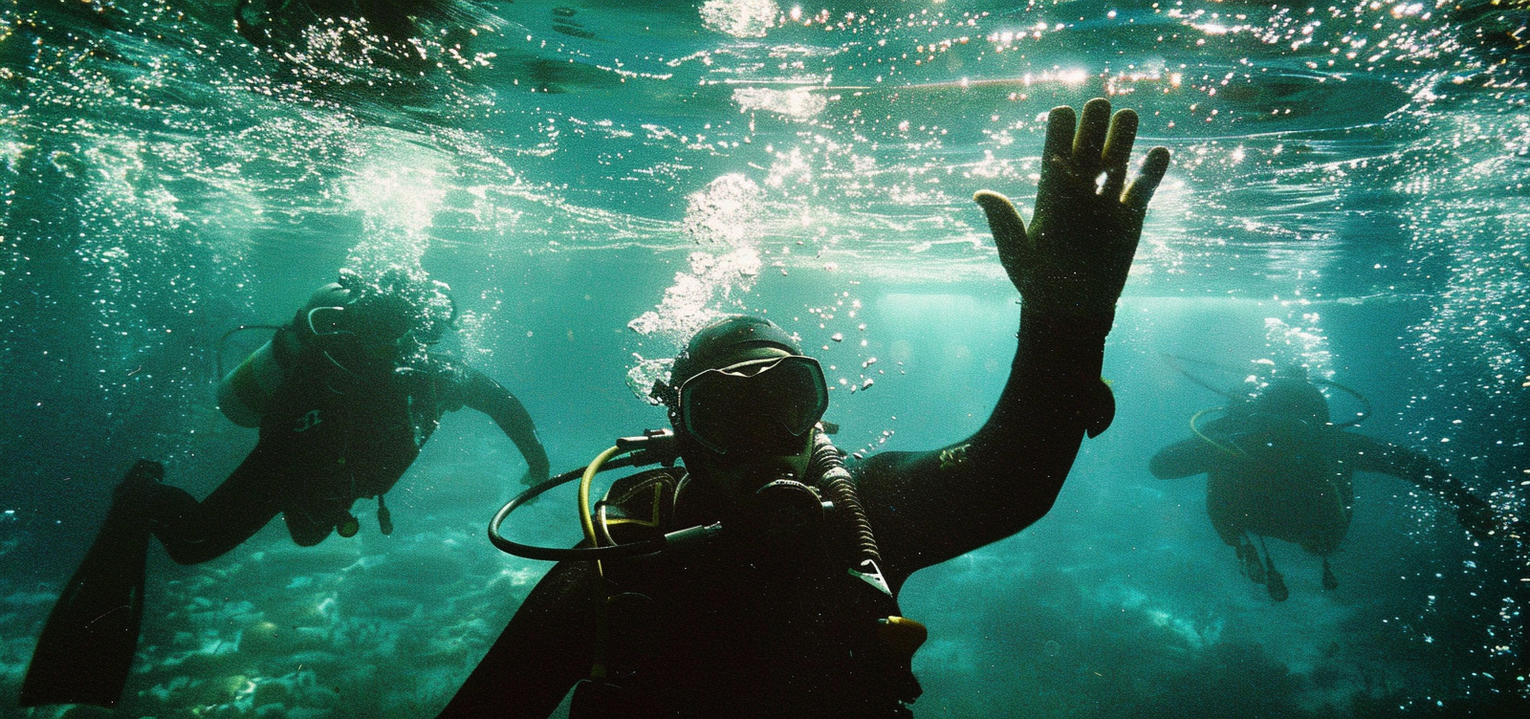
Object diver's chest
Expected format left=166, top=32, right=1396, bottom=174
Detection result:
left=265, top=384, right=430, bottom=463
left=612, top=551, right=869, bottom=659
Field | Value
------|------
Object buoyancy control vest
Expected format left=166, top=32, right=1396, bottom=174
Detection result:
left=570, top=467, right=925, bottom=718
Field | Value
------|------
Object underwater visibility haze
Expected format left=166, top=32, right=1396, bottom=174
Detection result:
left=1, top=0, right=1528, bottom=716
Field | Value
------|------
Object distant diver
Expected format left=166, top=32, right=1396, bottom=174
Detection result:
left=1149, top=365, right=1502, bottom=602
left=437, top=98, right=1171, bottom=718
left=21, top=267, right=550, bottom=708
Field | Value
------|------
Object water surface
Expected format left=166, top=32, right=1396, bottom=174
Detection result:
left=1, top=1, right=1526, bottom=716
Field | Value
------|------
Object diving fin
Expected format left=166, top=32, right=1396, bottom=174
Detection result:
left=20, top=460, right=158, bottom=708
left=1257, top=535, right=1288, bottom=602
left=1321, top=557, right=1338, bottom=591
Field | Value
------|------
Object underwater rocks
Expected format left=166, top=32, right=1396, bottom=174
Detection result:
left=0, top=510, right=545, bottom=717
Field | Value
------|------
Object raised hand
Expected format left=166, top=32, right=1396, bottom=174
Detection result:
left=975, top=98, right=1171, bottom=321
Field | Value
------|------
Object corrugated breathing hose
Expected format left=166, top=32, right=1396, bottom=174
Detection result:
left=809, top=429, right=881, bottom=567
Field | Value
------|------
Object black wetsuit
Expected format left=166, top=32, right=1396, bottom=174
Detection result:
left=438, top=308, right=1115, bottom=718
left=131, top=340, right=548, bottom=565
left=1149, top=413, right=1483, bottom=555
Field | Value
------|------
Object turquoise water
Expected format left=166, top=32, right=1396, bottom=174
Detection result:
left=1, top=0, right=1526, bottom=716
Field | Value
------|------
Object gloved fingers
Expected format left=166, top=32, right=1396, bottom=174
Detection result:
left=1040, top=105, right=1078, bottom=188
left=1124, top=146, right=1172, bottom=213
left=1071, top=98, right=1113, bottom=185
left=1100, top=108, right=1139, bottom=199
left=974, top=190, right=1028, bottom=264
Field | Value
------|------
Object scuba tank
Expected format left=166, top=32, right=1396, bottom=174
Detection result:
left=216, top=334, right=293, bottom=428
left=215, top=281, right=356, bottom=427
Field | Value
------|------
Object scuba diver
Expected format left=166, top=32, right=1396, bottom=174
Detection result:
left=437, top=98, right=1172, bottom=718
left=21, top=267, right=550, bottom=709
left=1149, top=368, right=1500, bottom=602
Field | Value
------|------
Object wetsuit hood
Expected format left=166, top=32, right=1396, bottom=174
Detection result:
left=1254, top=378, right=1330, bottom=423
left=671, top=315, right=803, bottom=387
left=295, top=269, right=458, bottom=375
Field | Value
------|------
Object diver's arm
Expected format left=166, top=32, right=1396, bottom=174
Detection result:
left=1148, top=414, right=1247, bottom=478
left=436, top=561, right=598, bottom=718
left=1149, top=437, right=1220, bottom=479
left=857, top=99, right=1170, bottom=588
left=856, top=309, right=1113, bottom=586
left=456, top=366, right=552, bottom=484
left=1342, top=433, right=1497, bottom=538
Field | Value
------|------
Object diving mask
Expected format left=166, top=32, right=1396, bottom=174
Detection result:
left=676, top=355, right=829, bottom=456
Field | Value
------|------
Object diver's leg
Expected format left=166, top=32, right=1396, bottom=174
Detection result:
left=21, top=460, right=162, bottom=707
left=1302, top=481, right=1350, bottom=591
left=1205, top=476, right=1248, bottom=547
left=1302, top=532, right=1344, bottom=592
left=1259, top=536, right=1288, bottom=602
left=1205, top=480, right=1263, bottom=582
left=131, top=445, right=286, bottom=565
left=1304, top=540, right=1343, bottom=591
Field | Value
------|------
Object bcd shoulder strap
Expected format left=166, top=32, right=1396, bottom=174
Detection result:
left=593, top=468, right=682, bottom=547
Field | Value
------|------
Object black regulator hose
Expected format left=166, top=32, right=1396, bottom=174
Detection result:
left=488, top=465, right=664, bottom=560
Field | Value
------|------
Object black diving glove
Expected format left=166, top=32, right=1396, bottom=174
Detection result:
left=974, top=98, right=1170, bottom=323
